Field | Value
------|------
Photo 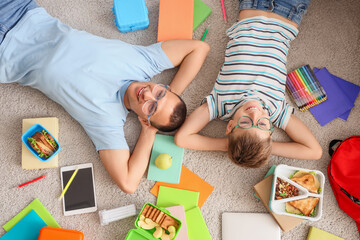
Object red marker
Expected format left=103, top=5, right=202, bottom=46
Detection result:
left=17, top=174, right=47, bottom=188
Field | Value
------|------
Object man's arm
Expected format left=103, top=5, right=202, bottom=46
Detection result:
left=99, top=117, right=157, bottom=194
left=175, top=103, right=228, bottom=151
left=161, top=40, right=210, bottom=95
left=271, top=114, right=323, bottom=160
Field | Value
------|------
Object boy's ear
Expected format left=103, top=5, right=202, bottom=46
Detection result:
left=226, top=120, right=234, bottom=136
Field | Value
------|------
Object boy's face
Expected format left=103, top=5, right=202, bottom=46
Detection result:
left=226, top=100, right=272, bottom=139
left=124, top=82, right=180, bottom=126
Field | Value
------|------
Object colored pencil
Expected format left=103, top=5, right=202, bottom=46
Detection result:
left=17, top=174, right=47, bottom=188
left=59, top=168, right=78, bottom=201
left=201, top=27, right=209, bottom=41
left=220, top=0, right=227, bottom=22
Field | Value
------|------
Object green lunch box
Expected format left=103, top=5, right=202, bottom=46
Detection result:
left=125, top=203, right=182, bottom=240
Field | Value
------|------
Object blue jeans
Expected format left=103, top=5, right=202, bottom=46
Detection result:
left=0, top=0, right=38, bottom=44
left=239, top=0, right=310, bottom=26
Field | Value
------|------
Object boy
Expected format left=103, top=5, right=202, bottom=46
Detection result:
left=0, top=0, right=209, bottom=193
left=175, top=0, right=322, bottom=167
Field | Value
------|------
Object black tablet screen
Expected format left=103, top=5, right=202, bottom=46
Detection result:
left=62, top=168, right=95, bottom=211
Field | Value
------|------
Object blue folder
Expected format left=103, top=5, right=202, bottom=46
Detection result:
left=0, top=210, right=47, bottom=240
left=309, top=67, right=360, bottom=126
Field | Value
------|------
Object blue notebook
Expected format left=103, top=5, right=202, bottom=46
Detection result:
left=309, top=67, right=359, bottom=126
left=314, top=68, right=360, bottom=120
left=0, top=210, right=47, bottom=240
left=147, top=134, right=184, bottom=184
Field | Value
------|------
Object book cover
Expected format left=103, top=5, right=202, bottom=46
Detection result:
left=307, top=226, right=345, bottom=240
left=165, top=205, right=189, bottom=240
left=193, top=0, right=212, bottom=31
left=147, top=134, right=184, bottom=184
left=185, top=207, right=211, bottom=240
left=3, top=198, right=60, bottom=231
left=1, top=210, right=47, bottom=240
left=150, top=165, right=214, bottom=208
left=157, top=0, right=194, bottom=42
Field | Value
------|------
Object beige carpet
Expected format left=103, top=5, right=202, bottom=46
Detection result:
left=0, top=0, right=359, bottom=239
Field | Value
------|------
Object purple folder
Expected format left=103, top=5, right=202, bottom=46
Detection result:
left=313, top=67, right=360, bottom=121
left=309, top=67, right=359, bottom=126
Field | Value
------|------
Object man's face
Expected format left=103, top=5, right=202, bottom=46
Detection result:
left=124, top=82, right=180, bottom=127
left=226, top=100, right=272, bottom=139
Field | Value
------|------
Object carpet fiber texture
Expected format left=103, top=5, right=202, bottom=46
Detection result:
left=0, top=0, right=359, bottom=239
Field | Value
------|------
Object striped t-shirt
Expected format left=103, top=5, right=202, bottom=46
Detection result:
left=203, top=16, right=298, bottom=130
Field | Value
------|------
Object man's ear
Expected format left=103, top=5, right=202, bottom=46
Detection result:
left=226, top=120, right=234, bottom=136
left=138, top=116, right=151, bottom=127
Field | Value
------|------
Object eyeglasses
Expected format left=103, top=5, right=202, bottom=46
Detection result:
left=142, top=84, right=170, bottom=124
left=232, top=116, right=274, bottom=135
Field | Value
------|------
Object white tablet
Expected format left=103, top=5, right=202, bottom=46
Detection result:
left=60, top=163, right=97, bottom=216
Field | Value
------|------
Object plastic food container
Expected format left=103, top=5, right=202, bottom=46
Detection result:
left=38, top=226, right=84, bottom=240
left=21, top=124, right=61, bottom=162
left=125, top=203, right=182, bottom=240
left=269, top=164, right=325, bottom=221
left=113, top=0, right=149, bottom=33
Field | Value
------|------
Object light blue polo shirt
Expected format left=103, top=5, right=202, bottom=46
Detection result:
left=0, top=8, right=174, bottom=150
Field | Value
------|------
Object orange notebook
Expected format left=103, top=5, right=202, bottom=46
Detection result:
left=150, top=166, right=214, bottom=208
left=157, top=0, right=194, bottom=42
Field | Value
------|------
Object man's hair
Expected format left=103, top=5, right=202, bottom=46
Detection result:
left=151, top=94, right=187, bottom=132
left=228, top=130, right=272, bottom=168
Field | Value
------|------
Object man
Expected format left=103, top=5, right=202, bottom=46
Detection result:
left=0, top=0, right=210, bottom=193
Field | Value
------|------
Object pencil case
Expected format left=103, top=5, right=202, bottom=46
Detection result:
left=113, top=0, right=149, bottom=33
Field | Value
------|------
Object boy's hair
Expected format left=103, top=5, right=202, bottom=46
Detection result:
left=228, top=130, right=272, bottom=168
left=151, top=94, right=187, bottom=132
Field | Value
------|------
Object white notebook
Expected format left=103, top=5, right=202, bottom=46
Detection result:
left=222, top=212, right=281, bottom=240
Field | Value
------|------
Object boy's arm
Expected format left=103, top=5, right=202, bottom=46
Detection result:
left=174, top=103, right=228, bottom=151
left=271, top=114, right=323, bottom=160
left=161, top=40, right=210, bottom=95
left=98, top=117, right=158, bottom=194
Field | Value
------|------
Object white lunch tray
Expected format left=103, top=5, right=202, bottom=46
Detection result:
left=269, top=164, right=325, bottom=221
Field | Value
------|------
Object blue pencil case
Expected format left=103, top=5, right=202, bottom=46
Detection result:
left=113, top=0, right=149, bottom=33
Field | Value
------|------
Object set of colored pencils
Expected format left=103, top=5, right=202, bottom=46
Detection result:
left=286, top=65, right=327, bottom=111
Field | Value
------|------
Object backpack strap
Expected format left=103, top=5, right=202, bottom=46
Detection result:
left=329, top=139, right=342, bottom=157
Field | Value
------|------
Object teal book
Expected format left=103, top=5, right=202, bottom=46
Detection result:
left=147, top=134, right=184, bottom=184
left=193, top=0, right=212, bottom=31
left=1, top=210, right=47, bottom=240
